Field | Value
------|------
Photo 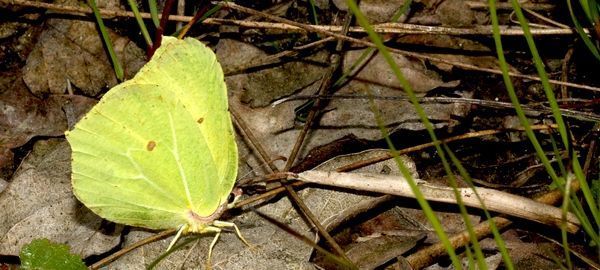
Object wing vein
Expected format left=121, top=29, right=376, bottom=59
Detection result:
left=168, top=112, right=194, bottom=207
left=124, top=148, right=183, bottom=206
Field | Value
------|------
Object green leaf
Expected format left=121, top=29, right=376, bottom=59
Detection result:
left=20, top=239, right=87, bottom=270
left=65, top=36, right=238, bottom=233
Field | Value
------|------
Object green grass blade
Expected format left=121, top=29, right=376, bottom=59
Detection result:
left=587, top=0, right=600, bottom=23
left=488, top=0, right=560, bottom=191
left=567, top=0, right=600, bottom=61
left=510, top=0, right=600, bottom=255
left=489, top=0, right=600, bottom=265
left=445, top=145, right=514, bottom=269
left=148, top=0, right=160, bottom=27
left=87, top=0, right=124, bottom=81
left=572, top=156, right=600, bottom=226
left=127, top=0, right=153, bottom=47
left=509, top=0, right=569, bottom=151
left=345, top=0, right=464, bottom=268
left=307, top=0, right=319, bottom=25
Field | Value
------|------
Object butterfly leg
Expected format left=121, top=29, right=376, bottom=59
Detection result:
left=212, top=220, right=251, bottom=248
left=206, top=227, right=222, bottom=269
left=167, top=224, right=187, bottom=251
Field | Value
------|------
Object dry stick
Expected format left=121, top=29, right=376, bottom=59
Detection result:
left=215, top=18, right=583, bottom=35
left=224, top=36, right=336, bottom=75
left=405, top=179, right=581, bottom=269
left=561, top=47, right=575, bottom=100
left=234, top=124, right=558, bottom=208
left=3, top=0, right=575, bottom=35
left=296, top=171, right=580, bottom=232
left=219, top=1, right=600, bottom=94
left=465, top=1, right=556, bottom=11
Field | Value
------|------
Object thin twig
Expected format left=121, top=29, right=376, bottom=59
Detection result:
left=275, top=95, right=600, bottom=122
left=465, top=1, right=556, bottom=11
left=223, top=36, right=335, bottom=75
left=89, top=229, right=176, bottom=269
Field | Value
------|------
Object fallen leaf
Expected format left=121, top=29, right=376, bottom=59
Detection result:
left=0, top=74, right=96, bottom=149
left=218, top=39, right=329, bottom=107
left=22, top=17, right=145, bottom=97
left=343, top=49, right=458, bottom=94
left=332, top=0, right=408, bottom=23
left=0, top=139, right=121, bottom=257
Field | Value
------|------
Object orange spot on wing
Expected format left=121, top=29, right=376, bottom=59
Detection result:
left=146, top=141, right=156, bottom=151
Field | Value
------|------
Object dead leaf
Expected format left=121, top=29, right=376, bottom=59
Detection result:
left=435, top=0, right=475, bottom=27
left=0, top=139, right=121, bottom=257
left=218, top=39, right=329, bottom=107
left=0, top=74, right=96, bottom=149
left=332, top=0, right=408, bottom=23
left=22, top=17, right=145, bottom=97
left=343, top=49, right=458, bottom=94
left=346, top=234, right=423, bottom=269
